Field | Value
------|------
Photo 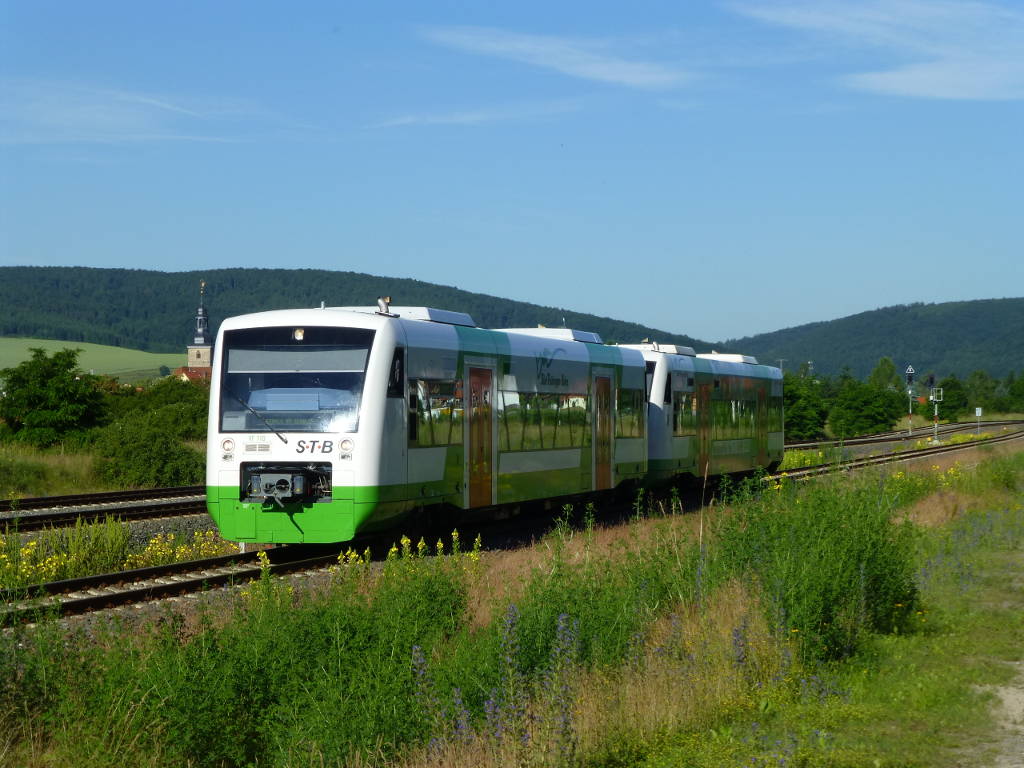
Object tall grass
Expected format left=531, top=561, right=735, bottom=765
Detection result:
left=710, top=475, right=920, bottom=660
left=0, top=442, right=101, bottom=498
left=1, top=517, right=130, bottom=589
left=0, top=523, right=238, bottom=591
left=2, top=454, right=1021, bottom=767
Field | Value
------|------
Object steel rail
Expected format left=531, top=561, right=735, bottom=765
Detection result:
left=2, top=499, right=209, bottom=534
left=0, top=485, right=204, bottom=513
left=1, top=548, right=340, bottom=623
left=784, top=419, right=1024, bottom=450
left=772, top=427, right=1024, bottom=481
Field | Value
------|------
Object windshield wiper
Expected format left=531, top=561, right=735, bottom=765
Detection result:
left=227, top=390, right=288, bottom=444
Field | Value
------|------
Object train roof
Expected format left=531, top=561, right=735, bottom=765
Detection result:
left=496, top=327, right=604, bottom=344
left=697, top=352, right=759, bottom=365
left=619, top=342, right=696, bottom=356
left=331, top=306, right=476, bottom=327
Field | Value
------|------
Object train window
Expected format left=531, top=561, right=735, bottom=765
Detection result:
left=408, top=391, right=418, bottom=443
left=386, top=349, right=404, bottom=398
left=497, top=390, right=590, bottom=451
left=770, top=395, right=784, bottom=432
left=645, top=361, right=656, bottom=399
left=219, top=326, right=375, bottom=434
left=409, top=379, right=463, bottom=447
left=687, top=377, right=694, bottom=388
left=673, top=391, right=696, bottom=436
left=615, top=388, right=645, bottom=438
left=663, top=375, right=671, bottom=407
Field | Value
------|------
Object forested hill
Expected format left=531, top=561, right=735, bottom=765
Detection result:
left=727, top=298, right=1024, bottom=379
left=3, top=267, right=1018, bottom=379
left=0, top=266, right=708, bottom=354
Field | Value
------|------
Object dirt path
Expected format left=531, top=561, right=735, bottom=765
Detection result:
left=988, top=660, right=1024, bottom=768
left=981, top=547, right=1024, bottom=768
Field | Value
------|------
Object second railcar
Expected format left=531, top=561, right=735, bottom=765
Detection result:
left=623, top=343, right=784, bottom=480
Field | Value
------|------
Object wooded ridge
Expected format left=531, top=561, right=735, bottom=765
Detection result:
left=1, top=266, right=1019, bottom=378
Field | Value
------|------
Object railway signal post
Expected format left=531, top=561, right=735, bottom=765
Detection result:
left=905, top=365, right=915, bottom=437
left=930, top=387, right=943, bottom=444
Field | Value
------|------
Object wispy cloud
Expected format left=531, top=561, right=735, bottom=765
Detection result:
left=420, top=26, right=691, bottom=89
left=0, top=79, right=254, bottom=144
left=376, top=99, right=581, bottom=128
left=731, top=0, right=1024, bottom=99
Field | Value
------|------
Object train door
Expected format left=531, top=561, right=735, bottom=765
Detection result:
left=468, top=367, right=493, bottom=508
left=594, top=375, right=612, bottom=490
left=697, top=381, right=712, bottom=479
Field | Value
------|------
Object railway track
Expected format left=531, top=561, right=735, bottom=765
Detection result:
left=0, top=485, right=204, bottom=513
left=5, top=427, right=1023, bottom=622
left=1, top=498, right=209, bottom=534
left=774, top=425, right=1024, bottom=480
left=0, top=546, right=340, bottom=624
left=784, top=419, right=1024, bottom=450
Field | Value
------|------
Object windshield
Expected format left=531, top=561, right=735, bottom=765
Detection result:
left=219, top=326, right=375, bottom=434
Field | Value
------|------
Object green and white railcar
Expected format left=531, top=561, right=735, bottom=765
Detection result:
left=622, top=343, right=784, bottom=481
left=206, top=305, right=647, bottom=544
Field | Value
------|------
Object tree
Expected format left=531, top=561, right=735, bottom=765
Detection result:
left=828, top=378, right=904, bottom=438
left=964, top=370, right=997, bottom=411
left=1008, top=371, right=1024, bottom=413
left=783, top=372, right=828, bottom=440
left=0, top=348, right=105, bottom=446
left=936, top=375, right=968, bottom=420
left=867, top=357, right=902, bottom=392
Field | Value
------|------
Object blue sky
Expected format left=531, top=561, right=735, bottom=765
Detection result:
left=1, top=1, right=1021, bottom=342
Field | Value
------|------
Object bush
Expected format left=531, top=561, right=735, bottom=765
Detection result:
left=93, top=411, right=203, bottom=488
left=103, top=377, right=209, bottom=440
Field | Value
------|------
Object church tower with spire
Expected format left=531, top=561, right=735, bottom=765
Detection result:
left=182, top=280, right=213, bottom=378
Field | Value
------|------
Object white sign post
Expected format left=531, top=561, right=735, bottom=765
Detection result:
left=976, top=406, right=982, bottom=434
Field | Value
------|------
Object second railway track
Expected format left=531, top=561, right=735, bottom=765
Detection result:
left=2, top=496, right=209, bottom=534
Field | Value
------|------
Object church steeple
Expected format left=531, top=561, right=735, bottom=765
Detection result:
left=184, top=279, right=212, bottom=373
left=193, top=279, right=211, bottom=346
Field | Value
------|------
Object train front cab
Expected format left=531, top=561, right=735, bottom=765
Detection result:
left=206, top=308, right=407, bottom=544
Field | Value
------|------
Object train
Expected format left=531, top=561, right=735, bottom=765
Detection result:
left=205, top=301, right=783, bottom=544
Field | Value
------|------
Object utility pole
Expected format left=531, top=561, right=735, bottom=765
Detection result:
left=776, top=359, right=786, bottom=372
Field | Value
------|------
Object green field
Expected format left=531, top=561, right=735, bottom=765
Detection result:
left=0, top=337, right=185, bottom=382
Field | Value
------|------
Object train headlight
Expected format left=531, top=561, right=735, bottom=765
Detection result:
left=221, top=438, right=235, bottom=452
left=340, top=438, right=354, bottom=453
left=293, top=328, right=304, bottom=341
